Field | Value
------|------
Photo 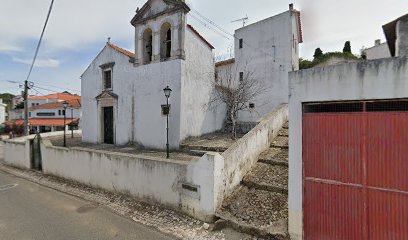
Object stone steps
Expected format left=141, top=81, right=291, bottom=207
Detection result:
left=215, top=122, right=290, bottom=239
left=271, top=136, right=288, bottom=149
left=216, top=186, right=288, bottom=239
left=243, top=162, right=288, bottom=194
left=278, top=127, right=288, bottom=137
left=258, top=147, right=288, bottom=166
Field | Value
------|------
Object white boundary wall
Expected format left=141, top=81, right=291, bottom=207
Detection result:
left=217, top=104, right=288, bottom=206
left=3, top=131, right=82, bottom=169
left=288, top=57, right=408, bottom=240
left=39, top=140, right=223, bottom=222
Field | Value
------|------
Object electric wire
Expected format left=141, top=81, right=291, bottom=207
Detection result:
left=24, top=0, right=55, bottom=82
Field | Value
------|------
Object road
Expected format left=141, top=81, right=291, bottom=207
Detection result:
left=0, top=142, right=174, bottom=240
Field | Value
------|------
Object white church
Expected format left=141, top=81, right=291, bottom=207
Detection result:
left=81, top=0, right=302, bottom=149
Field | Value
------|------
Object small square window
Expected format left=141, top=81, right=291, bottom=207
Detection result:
left=239, top=72, right=244, bottom=81
left=239, top=39, right=243, bottom=49
left=249, top=103, right=255, bottom=109
left=104, top=70, right=112, bottom=89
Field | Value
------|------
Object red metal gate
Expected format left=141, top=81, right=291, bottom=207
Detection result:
left=303, top=100, right=408, bottom=240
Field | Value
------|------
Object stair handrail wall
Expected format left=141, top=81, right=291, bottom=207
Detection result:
left=217, top=104, right=289, bottom=210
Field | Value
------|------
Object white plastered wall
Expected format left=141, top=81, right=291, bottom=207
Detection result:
left=288, top=57, right=408, bottom=240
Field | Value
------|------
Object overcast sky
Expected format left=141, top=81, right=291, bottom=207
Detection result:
left=1, top=0, right=408, bottom=96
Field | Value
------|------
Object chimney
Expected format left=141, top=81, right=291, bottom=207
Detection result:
left=289, top=3, right=294, bottom=11
left=396, top=17, right=408, bottom=57
left=375, top=39, right=381, bottom=46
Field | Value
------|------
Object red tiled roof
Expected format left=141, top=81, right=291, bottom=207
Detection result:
left=215, top=58, right=235, bottom=67
left=9, top=118, right=79, bottom=127
left=29, top=99, right=81, bottom=111
left=108, top=42, right=135, bottom=58
left=28, top=93, right=81, bottom=101
left=187, top=24, right=215, bottom=50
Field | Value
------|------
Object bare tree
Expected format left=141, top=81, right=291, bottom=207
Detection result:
left=208, top=62, right=265, bottom=140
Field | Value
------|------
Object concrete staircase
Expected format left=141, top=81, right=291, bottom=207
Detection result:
left=215, top=122, right=289, bottom=239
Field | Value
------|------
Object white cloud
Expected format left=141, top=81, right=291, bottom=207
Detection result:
left=12, top=57, right=60, bottom=68
left=0, top=43, right=23, bottom=52
left=1, top=0, right=408, bottom=58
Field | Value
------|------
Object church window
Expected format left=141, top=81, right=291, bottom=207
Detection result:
left=160, top=23, right=172, bottom=60
left=143, top=28, right=153, bottom=63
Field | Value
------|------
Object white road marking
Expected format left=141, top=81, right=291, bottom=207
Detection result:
left=0, top=184, right=18, bottom=191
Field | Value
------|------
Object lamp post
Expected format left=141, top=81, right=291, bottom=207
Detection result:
left=70, top=107, right=74, bottom=138
left=163, top=86, right=172, bottom=159
left=62, top=101, right=68, bottom=147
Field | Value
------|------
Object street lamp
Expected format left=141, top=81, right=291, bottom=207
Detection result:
left=163, top=86, right=172, bottom=159
left=62, top=101, right=68, bottom=147
left=70, top=107, right=74, bottom=138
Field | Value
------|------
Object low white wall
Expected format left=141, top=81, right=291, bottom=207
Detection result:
left=217, top=104, right=288, bottom=207
left=288, top=56, right=408, bottom=240
left=40, top=139, right=221, bottom=222
left=3, top=141, right=30, bottom=169
left=3, top=131, right=82, bottom=169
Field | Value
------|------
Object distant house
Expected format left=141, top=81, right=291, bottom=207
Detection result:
left=27, top=98, right=81, bottom=133
left=0, top=99, right=6, bottom=124
left=362, top=39, right=391, bottom=60
left=6, top=93, right=81, bottom=133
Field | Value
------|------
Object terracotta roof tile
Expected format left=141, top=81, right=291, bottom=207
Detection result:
left=215, top=58, right=235, bottom=67
left=29, top=99, right=81, bottom=111
left=28, top=93, right=81, bottom=101
left=108, top=43, right=135, bottom=58
left=8, top=118, right=79, bottom=127
left=187, top=24, right=215, bottom=50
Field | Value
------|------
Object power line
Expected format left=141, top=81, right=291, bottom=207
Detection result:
left=23, top=0, right=55, bottom=136
left=35, top=82, right=80, bottom=94
left=30, top=87, right=47, bottom=96
left=25, top=0, right=55, bottom=82
left=191, top=10, right=233, bottom=38
left=189, top=8, right=289, bottom=62
left=189, top=13, right=231, bottom=40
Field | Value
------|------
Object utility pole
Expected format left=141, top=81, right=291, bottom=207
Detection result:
left=23, top=80, right=29, bottom=136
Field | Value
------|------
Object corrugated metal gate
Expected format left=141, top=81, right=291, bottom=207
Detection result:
left=303, top=100, right=408, bottom=240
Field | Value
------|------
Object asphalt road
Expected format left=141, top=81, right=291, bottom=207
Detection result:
left=0, top=143, right=174, bottom=240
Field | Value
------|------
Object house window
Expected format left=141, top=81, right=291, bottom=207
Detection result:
left=37, top=112, right=55, bottom=117
left=29, top=112, right=31, bottom=117
left=239, top=39, right=243, bottom=49
left=160, top=23, right=172, bottom=60
left=103, top=70, right=112, bottom=89
left=239, top=72, right=244, bottom=81
left=249, top=103, right=255, bottom=109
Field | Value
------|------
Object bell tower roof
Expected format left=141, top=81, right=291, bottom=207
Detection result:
left=131, top=0, right=190, bottom=26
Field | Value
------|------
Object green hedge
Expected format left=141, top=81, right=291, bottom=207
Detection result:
left=300, top=52, right=359, bottom=70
